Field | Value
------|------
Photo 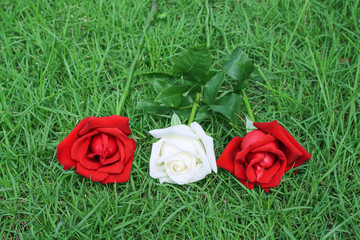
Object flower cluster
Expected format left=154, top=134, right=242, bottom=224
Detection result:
left=57, top=46, right=311, bottom=193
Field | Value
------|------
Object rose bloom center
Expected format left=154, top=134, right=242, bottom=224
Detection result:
left=170, top=160, right=188, bottom=173
left=89, top=133, right=118, bottom=160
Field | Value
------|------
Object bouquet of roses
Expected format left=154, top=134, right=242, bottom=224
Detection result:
left=56, top=44, right=311, bottom=193
left=136, top=45, right=311, bottom=192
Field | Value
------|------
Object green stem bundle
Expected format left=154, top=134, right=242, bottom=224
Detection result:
left=188, top=93, right=200, bottom=125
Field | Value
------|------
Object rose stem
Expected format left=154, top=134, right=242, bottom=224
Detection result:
left=188, top=93, right=200, bottom=125
left=241, top=89, right=255, bottom=122
left=116, top=1, right=159, bottom=116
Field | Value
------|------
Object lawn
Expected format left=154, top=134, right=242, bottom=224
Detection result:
left=1, top=0, right=359, bottom=239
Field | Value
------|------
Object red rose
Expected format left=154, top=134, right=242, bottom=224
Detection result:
left=217, top=120, right=311, bottom=193
left=57, top=115, right=136, bottom=184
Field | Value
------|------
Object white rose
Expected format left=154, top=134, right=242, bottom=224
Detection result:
left=149, top=122, right=217, bottom=185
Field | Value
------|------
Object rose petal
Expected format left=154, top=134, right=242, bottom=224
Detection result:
left=166, top=155, right=196, bottom=184
left=256, top=148, right=286, bottom=188
left=187, top=140, right=212, bottom=183
left=190, top=122, right=217, bottom=173
left=245, top=152, right=264, bottom=163
left=246, top=164, right=257, bottom=183
left=78, top=138, right=103, bottom=170
left=233, top=162, right=247, bottom=182
left=159, top=177, right=176, bottom=184
left=257, top=161, right=281, bottom=184
left=192, top=139, right=211, bottom=173
left=101, top=150, right=134, bottom=184
left=149, top=140, right=169, bottom=179
left=254, top=121, right=311, bottom=171
left=149, top=125, right=198, bottom=139
left=100, top=151, right=120, bottom=165
left=71, top=130, right=99, bottom=161
left=246, top=182, right=254, bottom=189
left=57, top=117, right=90, bottom=170
left=95, top=128, right=136, bottom=164
left=76, top=164, right=109, bottom=182
left=161, top=136, right=197, bottom=157
left=259, top=152, right=277, bottom=168
left=236, top=134, right=277, bottom=163
left=254, top=164, right=265, bottom=180
left=78, top=115, right=132, bottom=136
left=97, top=159, right=125, bottom=174
left=100, top=139, right=123, bottom=165
left=216, top=137, right=243, bottom=174
left=89, top=134, right=103, bottom=155
left=240, top=130, right=267, bottom=150
left=104, top=135, right=118, bottom=158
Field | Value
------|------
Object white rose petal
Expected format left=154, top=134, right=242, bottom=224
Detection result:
left=149, top=139, right=168, bottom=179
left=149, top=125, right=198, bottom=139
left=190, top=122, right=217, bottom=173
left=149, top=122, right=217, bottom=185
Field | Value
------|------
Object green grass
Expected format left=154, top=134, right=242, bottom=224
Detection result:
left=1, top=0, right=359, bottom=239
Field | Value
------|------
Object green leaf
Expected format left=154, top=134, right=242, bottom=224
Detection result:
left=203, top=72, right=226, bottom=104
left=155, top=86, right=188, bottom=108
left=174, top=108, right=191, bottom=121
left=250, top=68, right=278, bottom=82
left=186, top=84, right=202, bottom=95
left=136, top=98, right=171, bottom=114
left=234, top=79, right=248, bottom=93
left=183, top=70, right=218, bottom=83
left=173, top=45, right=211, bottom=83
left=143, top=73, right=176, bottom=93
left=178, top=94, right=194, bottom=107
left=154, top=79, right=172, bottom=94
left=195, top=107, right=212, bottom=122
left=210, top=93, right=241, bottom=123
left=223, top=48, right=254, bottom=81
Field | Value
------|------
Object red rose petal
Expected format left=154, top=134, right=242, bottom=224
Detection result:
left=257, top=161, right=281, bottom=184
left=236, top=134, right=276, bottom=163
left=245, top=152, right=264, bottom=163
left=104, top=135, right=118, bottom=158
left=245, top=155, right=264, bottom=182
left=89, top=134, right=103, bottom=155
left=254, top=164, right=265, bottom=180
left=254, top=121, right=311, bottom=171
left=76, top=164, right=110, bottom=182
left=96, top=129, right=136, bottom=164
left=246, top=182, right=254, bottom=189
left=101, top=156, right=134, bottom=184
left=257, top=148, right=287, bottom=188
left=280, top=124, right=311, bottom=170
left=262, top=187, right=270, bottom=194
left=240, top=130, right=267, bottom=150
left=100, top=151, right=120, bottom=165
left=78, top=115, right=132, bottom=136
left=71, top=130, right=99, bottom=161
left=97, top=158, right=125, bottom=174
left=57, top=117, right=90, bottom=170
left=217, top=137, right=242, bottom=174
left=259, top=152, right=276, bottom=168
left=233, top=161, right=247, bottom=182
left=123, top=138, right=137, bottom=164
left=79, top=138, right=103, bottom=170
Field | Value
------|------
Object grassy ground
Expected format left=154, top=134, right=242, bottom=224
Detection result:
left=1, top=0, right=359, bottom=239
